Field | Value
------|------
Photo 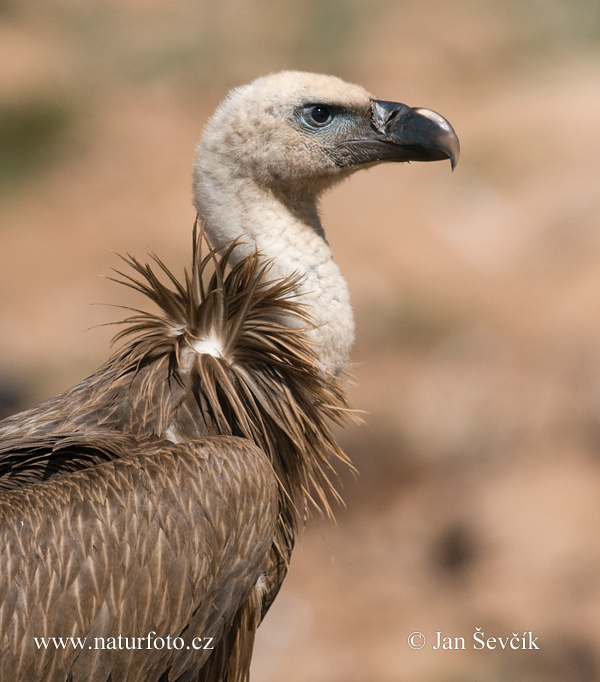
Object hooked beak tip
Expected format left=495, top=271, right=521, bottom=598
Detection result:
left=412, top=107, right=460, bottom=171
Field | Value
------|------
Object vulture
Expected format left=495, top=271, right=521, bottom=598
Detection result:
left=0, top=71, right=458, bottom=681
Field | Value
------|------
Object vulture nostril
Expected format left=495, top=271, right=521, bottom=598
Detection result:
left=385, top=109, right=401, bottom=127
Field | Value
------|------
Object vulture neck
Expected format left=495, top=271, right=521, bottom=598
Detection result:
left=194, top=163, right=355, bottom=376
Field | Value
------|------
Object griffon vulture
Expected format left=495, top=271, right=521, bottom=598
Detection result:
left=0, top=71, right=459, bottom=681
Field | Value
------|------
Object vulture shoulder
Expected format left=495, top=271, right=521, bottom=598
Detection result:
left=0, top=436, right=277, bottom=682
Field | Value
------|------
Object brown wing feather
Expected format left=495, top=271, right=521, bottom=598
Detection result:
left=0, top=436, right=278, bottom=682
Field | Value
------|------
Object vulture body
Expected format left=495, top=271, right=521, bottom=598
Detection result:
left=0, top=72, right=458, bottom=681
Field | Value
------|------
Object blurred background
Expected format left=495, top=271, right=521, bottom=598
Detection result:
left=1, top=0, right=600, bottom=680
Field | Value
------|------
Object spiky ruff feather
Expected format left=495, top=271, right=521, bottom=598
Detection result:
left=110, top=223, right=357, bottom=515
left=0, top=224, right=357, bottom=593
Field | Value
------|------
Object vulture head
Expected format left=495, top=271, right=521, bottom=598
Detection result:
left=194, top=70, right=458, bottom=211
left=192, top=71, right=459, bottom=375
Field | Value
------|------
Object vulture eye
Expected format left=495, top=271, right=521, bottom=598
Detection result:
left=305, top=105, right=334, bottom=127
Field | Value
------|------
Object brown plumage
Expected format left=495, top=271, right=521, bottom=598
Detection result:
left=0, top=71, right=459, bottom=681
left=0, top=231, right=353, bottom=681
left=0, top=230, right=355, bottom=681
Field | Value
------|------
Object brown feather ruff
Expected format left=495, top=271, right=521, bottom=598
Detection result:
left=105, top=223, right=359, bottom=612
left=109, top=224, right=357, bottom=518
left=0, top=223, right=358, bottom=662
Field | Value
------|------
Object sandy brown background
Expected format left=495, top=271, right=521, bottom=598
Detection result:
left=1, top=1, right=600, bottom=680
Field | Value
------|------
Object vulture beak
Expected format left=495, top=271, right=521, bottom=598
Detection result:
left=370, top=99, right=460, bottom=170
